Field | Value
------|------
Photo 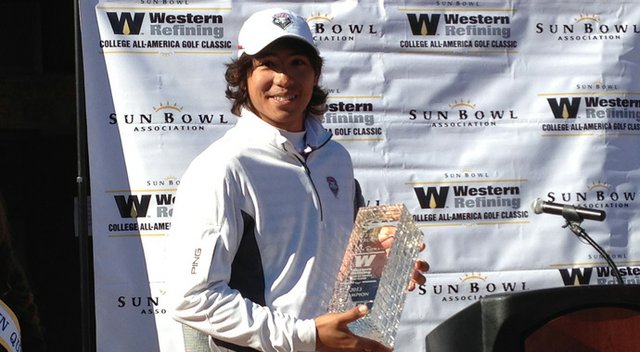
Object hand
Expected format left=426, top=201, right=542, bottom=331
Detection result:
left=315, top=305, right=392, bottom=352
left=374, top=227, right=428, bottom=290
left=408, top=243, right=429, bottom=291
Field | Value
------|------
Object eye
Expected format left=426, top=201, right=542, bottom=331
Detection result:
left=254, top=57, right=277, bottom=69
left=290, top=55, right=311, bottom=66
left=260, top=59, right=276, bottom=68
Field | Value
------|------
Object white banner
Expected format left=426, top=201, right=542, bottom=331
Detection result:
left=80, top=0, right=640, bottom=351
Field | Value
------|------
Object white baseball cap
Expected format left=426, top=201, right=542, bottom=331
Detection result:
left=237, top=8, right=317, bottom=57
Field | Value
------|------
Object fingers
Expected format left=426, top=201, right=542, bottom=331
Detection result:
left=339, top=305, right=369, bottom=325
left=355, top=336, right=393, bottom=352
left=316, top=305, right=393, bottom=352
left=415, top=259, right=430, bottom=273
left=408, top=259, right=430, bottom=291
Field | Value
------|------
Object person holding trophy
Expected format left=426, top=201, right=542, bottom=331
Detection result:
left=168, top=8, right=429, bottom=352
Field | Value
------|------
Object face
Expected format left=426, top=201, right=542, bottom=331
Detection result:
left=246, top=41, right=319, bottom=132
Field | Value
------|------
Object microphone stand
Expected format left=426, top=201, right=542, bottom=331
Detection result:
left=561, top=206, right=624, bottom=285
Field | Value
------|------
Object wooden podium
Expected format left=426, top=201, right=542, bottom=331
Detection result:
left=424, top=285, right=640, bottom=352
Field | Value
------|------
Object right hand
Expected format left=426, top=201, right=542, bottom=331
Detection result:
left=315, top=305, right=392, bottom=352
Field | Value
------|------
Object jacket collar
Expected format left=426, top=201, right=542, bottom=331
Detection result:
left=238, top=108, right=332, bottom=150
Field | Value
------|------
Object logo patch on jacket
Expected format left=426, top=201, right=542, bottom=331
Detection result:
left=327, top=176, right=339, bottom=197
left=272, top=12, right=293, bottom=30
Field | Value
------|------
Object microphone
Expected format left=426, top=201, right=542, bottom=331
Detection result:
left=531, top=198, right=606, bottom=222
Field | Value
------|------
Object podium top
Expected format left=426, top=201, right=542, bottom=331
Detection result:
left=425, top=285, right=640, bottom=352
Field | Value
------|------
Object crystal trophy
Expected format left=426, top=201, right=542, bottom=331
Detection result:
left=327, top=204, right=424, bottom=348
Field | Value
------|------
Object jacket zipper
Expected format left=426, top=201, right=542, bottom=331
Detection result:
left=287, top=131, right=331, bottom=221
left=294, top=154, right=324, bottom=221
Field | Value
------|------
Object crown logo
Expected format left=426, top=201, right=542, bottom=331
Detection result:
left=589, top=181, right=611, bottom=190
left=449, top=99, right=476, bottom=110
left=153, top=102, right=183, bottom=112
left=460, top=272, right=487, bottom=282
left=575, top=13, right=600, bottom=23
left=307, top=12, right=333, bottom=23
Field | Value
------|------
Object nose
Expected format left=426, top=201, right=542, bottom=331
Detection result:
left=274, top=70, right=293, bottom=87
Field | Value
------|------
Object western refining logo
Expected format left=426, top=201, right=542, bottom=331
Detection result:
left=322, top=101, right=383, bottom=137
left=101, top=11, right=230, bottom=50
left=411, top=180, right=528, bottom=223
left=558, top=266, right=640, bottom=286
left=399, top=10, right=517, bottom=52
left=541, top=93, right=640, bottom=134
left=108, top=189, right=176, bottom=235
left=106, top=12, right=224, bottom=36
left=114, top=192, right=174, bottom=219
left=107, top=12, right=145, bottom=35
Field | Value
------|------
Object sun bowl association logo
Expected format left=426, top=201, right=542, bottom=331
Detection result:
left=418, top=272, right=528, bottom=302
left=544, top=180, right=637, bottom=220
left=408, top=99, right=519, bottom=129
left=108, top=102, right=230, bottom=133
left=535, top=13, right=640, bottom=42
left=306, top=12, right=379, bottom=44
left=117, top=293, right=168, bottom=315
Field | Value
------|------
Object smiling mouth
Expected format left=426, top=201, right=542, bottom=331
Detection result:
left=270, top=94, right=297, bottom=102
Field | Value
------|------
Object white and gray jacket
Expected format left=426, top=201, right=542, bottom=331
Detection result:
left=169, top=109, right=358, bottom=352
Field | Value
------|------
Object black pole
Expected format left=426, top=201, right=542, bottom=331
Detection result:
left=74, top=0, right=95, bottom=351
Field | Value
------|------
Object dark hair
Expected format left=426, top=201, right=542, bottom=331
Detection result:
left=225, top=38, right=328, bottom=117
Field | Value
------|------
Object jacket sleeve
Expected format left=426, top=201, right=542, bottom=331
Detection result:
left=167, top=156, right=317, bottom=352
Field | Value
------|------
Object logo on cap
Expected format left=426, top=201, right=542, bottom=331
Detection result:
left=272, top=12, right=294, bottom=30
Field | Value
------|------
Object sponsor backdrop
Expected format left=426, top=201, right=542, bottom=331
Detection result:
left=80, top=0, right=640, bottom=351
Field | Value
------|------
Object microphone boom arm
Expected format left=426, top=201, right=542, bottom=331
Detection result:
left=561, top=207, right=624, bottom=285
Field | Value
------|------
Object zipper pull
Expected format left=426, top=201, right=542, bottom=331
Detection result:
left=301, top=145, right=313, bottom=158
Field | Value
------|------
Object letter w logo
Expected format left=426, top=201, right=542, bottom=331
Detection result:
left=547, top=97, right=581, bottom=120
left=406, top=14, right=441, bottom=36
left=414, top=186, right=449, bottom=209
left=354, top=255, right=376, bottom=268
left=106, top=12, right=145, bottom=35
left=114, top=195, right=152, bottom=218
left=558, top=267, right=592, bottom=286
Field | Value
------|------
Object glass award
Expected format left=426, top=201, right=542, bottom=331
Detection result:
left=327, top=204, right=424, bottom=348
